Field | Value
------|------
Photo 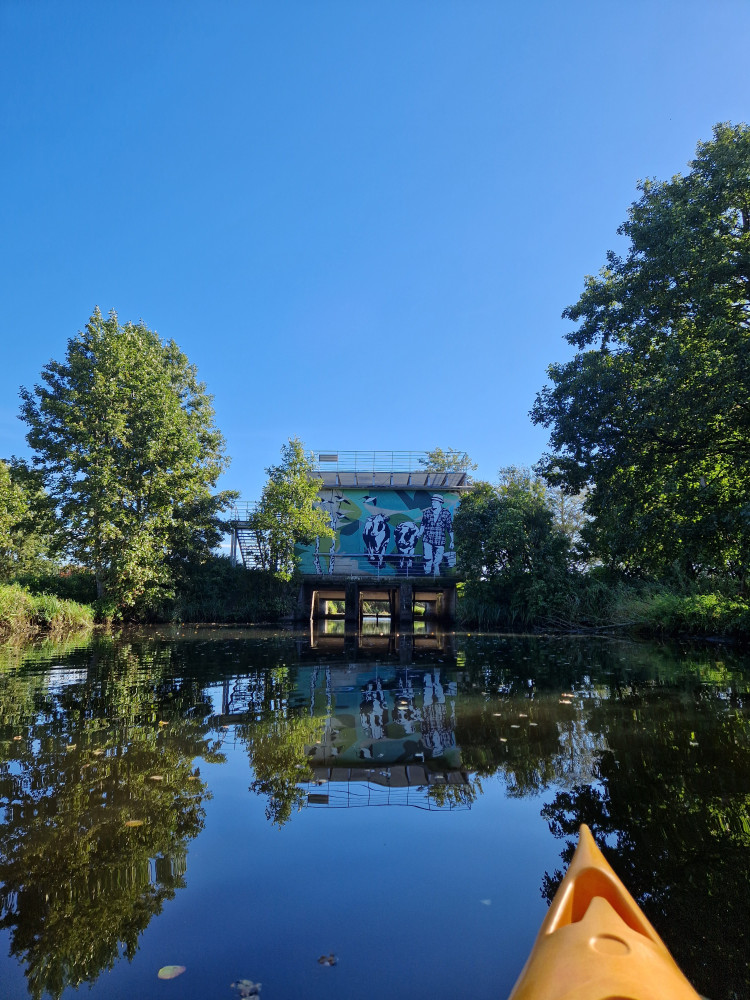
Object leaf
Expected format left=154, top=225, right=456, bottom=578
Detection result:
left=124, top=819, right=144, bottom=827
left=157, top=965, right=186, bottom=980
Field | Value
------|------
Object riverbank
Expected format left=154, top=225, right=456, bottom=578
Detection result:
left=0, top=582, right=95, bottom=639
left=456, top=580, right=750, bottom=640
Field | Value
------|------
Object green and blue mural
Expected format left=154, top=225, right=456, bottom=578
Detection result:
left=296, top=489, right=460, bottom=577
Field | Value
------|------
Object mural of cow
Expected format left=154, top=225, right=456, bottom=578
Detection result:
left=362, top=513, right=390, bottom=568
left=393, top=520, right=419, bottom=571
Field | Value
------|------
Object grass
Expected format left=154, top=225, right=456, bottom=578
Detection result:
left=0, top=582, right=95, bottom=638
left=457, top=576, right=750, bottom=639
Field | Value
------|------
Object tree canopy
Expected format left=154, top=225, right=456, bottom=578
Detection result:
left=454, top=474, right=572, bottom=627
left=18, top=308, right=235, bottom=614
left=531, top=123, right=750, bottom=581
left=250, top=438, right=331, bottom=580
left=419, top=447, right=478, bottom=477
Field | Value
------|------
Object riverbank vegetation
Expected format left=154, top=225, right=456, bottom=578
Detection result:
left=0, top=582, right=94, bottom=638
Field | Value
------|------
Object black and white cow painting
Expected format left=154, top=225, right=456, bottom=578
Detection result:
left=362, top=513, right=390, bottom=568
left=393, top=520, right=419, bottom=571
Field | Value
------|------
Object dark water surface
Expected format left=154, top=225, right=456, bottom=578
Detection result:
left=0, top=625, right=748, bottom=1000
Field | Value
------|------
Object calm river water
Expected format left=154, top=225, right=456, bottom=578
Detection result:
left=0, top=624, right=748, bottom=1000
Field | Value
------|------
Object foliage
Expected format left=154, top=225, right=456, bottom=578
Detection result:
left=0, top=460, right=58, bottom=579
left=0, top=583, right=94, bottom=637
left=419, top=447, right=478, bottom=477
left=18, top=308, right=236, bottom=616
left=169, top=557, right=297, bottom=622
left=249, top=438, right=331, bottom=580
left=532, top=123, right=750, bottom=582
left=454, top=477, right=573, bottom=627
left=500, top=465, right=590, bottom=560
left=13, top=568, right=98, bottom=605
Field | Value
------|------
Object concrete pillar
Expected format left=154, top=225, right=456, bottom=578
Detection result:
left=295, top=582, right=312, bottom=622
left=310, top=590, right=320, bottom=621
left=399, top=582, right=413, bottom=627
left=443, top=585, right=457, bottom=623
left=345, top=580, right=359, bottom=626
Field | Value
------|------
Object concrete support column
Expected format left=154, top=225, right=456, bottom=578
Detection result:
left=345, top=581, right=359, bottom=626
left=295, top=582, right=312, bottom=622
left=443, top=585, right=457, bottom=623
left=399, top=582, right=413, bottom=627
left=310, top=590, right=320, bottom=621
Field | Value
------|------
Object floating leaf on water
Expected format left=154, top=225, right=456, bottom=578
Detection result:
left=480, top=898, right=492, bottom=905
left=492, top=712, right=502, bottom=717
left=518, top=713, right=528, bottom=718
left=157, top=965, right=185, bottom=980
left=124, top=819, right=144, bottom=827
left=529, top=722, right=538, bottom=727
left=499, top=737, right=507, bottom=743
left=318, top=953, right=337, bottom=966
left=690, top=741, right=699, bottom=746
left=510, top=724, right=520, bottom=729
left=230, top=979, right=261, bottom=997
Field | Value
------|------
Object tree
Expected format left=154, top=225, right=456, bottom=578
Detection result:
left=0, top=460, right=58, bottom=579
left=419, top=447, right=478, bottom=478
left=500, top=465, right=590, bottom=564
left=454, top=475, right=572, bottom=626
left=18, top=308, right=235, bottom=614
left=531, top=123, right=750, bottom=582
left=250, top=438, right=332, bottom=580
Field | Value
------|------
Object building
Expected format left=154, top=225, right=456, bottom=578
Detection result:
left=229, top=450, right=473, bottom=625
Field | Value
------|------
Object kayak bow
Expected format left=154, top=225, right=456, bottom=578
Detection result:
left=507, top=824, right=701, bottom=1000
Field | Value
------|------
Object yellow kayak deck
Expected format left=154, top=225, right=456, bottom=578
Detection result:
left=507, top=824, right=702, bottom=1000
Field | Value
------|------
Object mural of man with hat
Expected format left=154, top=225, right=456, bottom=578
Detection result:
left=418, top=494, right=454, bottom=575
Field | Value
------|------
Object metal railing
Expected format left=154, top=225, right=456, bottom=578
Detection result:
left=314, top=451, right=434, bottom=472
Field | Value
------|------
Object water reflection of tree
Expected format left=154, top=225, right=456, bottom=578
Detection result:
left=233, top=668, right=326, bottom=826
left=0, top=638, right=224, bottom=1000
left=539, top=672, right=750, bottom=1000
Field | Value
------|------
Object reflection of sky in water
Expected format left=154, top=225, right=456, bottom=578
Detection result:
left=0, top=630, right=748, bottom=1000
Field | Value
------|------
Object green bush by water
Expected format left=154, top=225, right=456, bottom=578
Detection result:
left=457, top=576, right=749, bottom=638
left=0, top=583, right=95, bottom=637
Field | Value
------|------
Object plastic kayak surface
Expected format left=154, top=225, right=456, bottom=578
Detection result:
left=507, top=824, right=702, bottom=1000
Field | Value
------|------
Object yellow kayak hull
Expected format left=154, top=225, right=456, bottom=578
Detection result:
left=507, top=824, right=701, bottom=1000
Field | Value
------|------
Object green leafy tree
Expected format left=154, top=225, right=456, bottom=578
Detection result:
left=531, top=123, right=750, bottom=582
left=0, top=460, right=58, bottom=579
left=250, top=438, right=331, bottom=580
left=454, top=475, right=572, bottom=627
left=419, top=447, right=478, bottom=478
left=18, top=308, right=236, bottom=615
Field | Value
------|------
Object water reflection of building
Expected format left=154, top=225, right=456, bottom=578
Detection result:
left=221, top=664, right=471, bottom=809
left=304, top=620, right=458, bottom=665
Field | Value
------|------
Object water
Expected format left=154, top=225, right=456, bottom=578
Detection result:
left=0, top=626, right=748, bottom=1000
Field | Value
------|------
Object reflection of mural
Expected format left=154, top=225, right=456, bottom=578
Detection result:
left=297, top=489, right=461, bottom=577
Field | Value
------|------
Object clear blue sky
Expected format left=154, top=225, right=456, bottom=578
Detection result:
left=2, top=1, right=749, bottom=503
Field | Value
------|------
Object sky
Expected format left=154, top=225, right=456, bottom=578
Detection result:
left=2, top=0, right=750, bottom=505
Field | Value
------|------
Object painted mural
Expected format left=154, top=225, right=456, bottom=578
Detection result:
left=296, top=488, right=461, bottom=577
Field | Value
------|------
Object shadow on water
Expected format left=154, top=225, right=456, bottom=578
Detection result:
left=0, top=626, right=748, bottom=999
